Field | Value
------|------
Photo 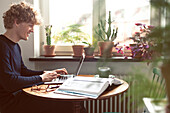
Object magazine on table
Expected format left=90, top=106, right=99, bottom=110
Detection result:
left=54, top=76, right=123, bottom=99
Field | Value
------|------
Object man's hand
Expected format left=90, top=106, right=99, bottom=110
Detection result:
left=40, top=71, right=58, bottom=82
left=52, top=68, right=68, bottom=75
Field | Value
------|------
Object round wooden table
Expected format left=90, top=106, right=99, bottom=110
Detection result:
left=23, top=75, right=129, bottom=113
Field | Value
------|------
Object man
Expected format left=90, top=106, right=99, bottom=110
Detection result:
left=0, top=1, right=77, bottom=113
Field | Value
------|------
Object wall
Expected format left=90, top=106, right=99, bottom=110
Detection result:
left=0, top=0, right=11, bottom=33
left=33, top=61, right=152, bottom=75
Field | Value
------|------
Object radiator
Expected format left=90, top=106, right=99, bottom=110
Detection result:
left=83, top=74, right=140, bottom=113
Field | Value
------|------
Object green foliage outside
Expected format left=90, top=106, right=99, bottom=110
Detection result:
left=53, top=23, right=90, bottom=45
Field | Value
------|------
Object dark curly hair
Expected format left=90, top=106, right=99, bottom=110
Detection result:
left=3, top=1, right=42, bottom=29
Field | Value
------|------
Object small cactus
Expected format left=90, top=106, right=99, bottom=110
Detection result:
left=95, top=11, right=118, bottom=42
left=45, top=25, right=52, bottom=45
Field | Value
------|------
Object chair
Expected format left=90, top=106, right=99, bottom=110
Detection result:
left=149, top=67, right=166, bottom=98
left=143, top=67, right=166, bottom=113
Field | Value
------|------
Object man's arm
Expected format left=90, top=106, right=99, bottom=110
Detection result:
left=20, top=58, right=44, bottom=76
left=0, top=43, right=42, bottom=92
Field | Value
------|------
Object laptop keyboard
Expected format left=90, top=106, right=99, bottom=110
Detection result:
left=44, top=75, right=74, bottom=85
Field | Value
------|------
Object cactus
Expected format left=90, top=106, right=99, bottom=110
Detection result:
left=45, top=25, right=52, bottom=45
left=95, top=11, right=118, bottom=42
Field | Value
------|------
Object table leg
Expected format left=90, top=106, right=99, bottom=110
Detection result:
left=73, top=101, right=81, bottom=113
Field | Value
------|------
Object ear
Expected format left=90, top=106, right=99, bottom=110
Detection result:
left=14, top=19, right=20, bottom=27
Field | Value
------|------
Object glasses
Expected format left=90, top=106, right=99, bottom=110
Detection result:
left=31, top=85, right=60, bottom=93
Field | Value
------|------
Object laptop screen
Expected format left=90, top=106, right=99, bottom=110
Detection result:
left=74, top=54, right=85, bottom=76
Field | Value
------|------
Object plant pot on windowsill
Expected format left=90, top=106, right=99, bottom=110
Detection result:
left=43, top=45, right=56, bottom=57
left=44, top=25, right=56, bottom=57
left=129, top=44, right=137, bottom=57
left=95, top=11, right=118, bottom=58
left=72, top=45, right=84, bottom=57
left=84, top=46, right=95, bottom=58
left=98, top=41, right=114, bottom=58
left=129, top=44, right=143, bottom=59
left=132, top=52, right=142, bottom=59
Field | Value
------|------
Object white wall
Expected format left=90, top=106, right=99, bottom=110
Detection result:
left=0, top=0, right=11, bottom=33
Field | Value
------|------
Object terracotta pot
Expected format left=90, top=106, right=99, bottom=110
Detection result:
left=72, top=45, right=84, bottom=57
left=43, top=45, right=55, bottom=56
left=84, top=47, right=95, bottom=57
left=98, top=41, right=114, bottom=58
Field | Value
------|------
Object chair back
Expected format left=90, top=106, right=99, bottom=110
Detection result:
left=149, top=67, right=166, bottom=98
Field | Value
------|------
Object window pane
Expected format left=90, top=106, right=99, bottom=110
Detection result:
left=106, top=0, right=150, bottom=46
left=49, top=0, right=92, bottom=45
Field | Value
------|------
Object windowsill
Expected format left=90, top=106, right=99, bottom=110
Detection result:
left=29, top=56, right=142, bottom=62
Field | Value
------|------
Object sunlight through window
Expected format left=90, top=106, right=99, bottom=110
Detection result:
left=49, top=0, right=92, bottom=45
left=106, top=0, right=150, bottom=46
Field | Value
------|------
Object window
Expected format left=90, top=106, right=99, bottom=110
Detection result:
left=49, top=0, right=93, bottom=45
left=106, top=0, right=150, bottom=46
left=39, top=0, right=150, bottom=55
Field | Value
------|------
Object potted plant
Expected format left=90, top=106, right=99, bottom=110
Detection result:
left=95, top=11, right=118, bottom=58
left=59, top=23, right=89, bottom=57
left=129, top=23, right=155, bottom=61
left=43, top=25, right=56, bottom=57
left=82, top=41, right=95, bottom=58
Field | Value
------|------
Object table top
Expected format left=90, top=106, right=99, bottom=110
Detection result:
left=23, top=75, right=129, bottom=101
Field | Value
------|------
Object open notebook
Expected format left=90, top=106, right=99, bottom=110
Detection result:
left=44, top=54, right=85, bottom=84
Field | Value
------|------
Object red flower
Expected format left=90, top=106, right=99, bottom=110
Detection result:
left=148, top=25, right=155, bottom=29
left=125, top=46, right=131, bottom=50
left=140, top=28, right=143, bottom=32
left=143, top=24, right=146, bottom=29
left=135, top=32, right=140, bottom=34
left=135, top=23, right=142, bottom=26
left=116, top=47, right=123, bottom=54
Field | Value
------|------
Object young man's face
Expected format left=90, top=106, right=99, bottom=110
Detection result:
left=16, top=22, right=34, bottom=41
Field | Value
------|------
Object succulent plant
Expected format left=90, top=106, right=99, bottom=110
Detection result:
left=95, top=11, right=118, bottom=42
left=45, top=25, right=52, bottom=45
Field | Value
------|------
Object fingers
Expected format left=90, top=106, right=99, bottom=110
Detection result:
left=40, top=71, right=57, bottom=82
left=49, top=72, right=57, bottom=79
left=53, top=68, right=68, bottom=75
left=41, top=68, right=68, bottom=82
left=57, top=74, right=60, bottom=77
left=49, top=73, right=57, bottom=79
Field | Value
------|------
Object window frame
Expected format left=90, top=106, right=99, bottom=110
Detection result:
left=37, top=0, right=154, bottom=56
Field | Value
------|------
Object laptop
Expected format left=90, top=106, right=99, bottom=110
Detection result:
left=44, top=54, right=85, bottom=84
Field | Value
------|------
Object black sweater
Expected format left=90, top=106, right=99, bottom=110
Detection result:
left=0, top=35, right=43, bottom=107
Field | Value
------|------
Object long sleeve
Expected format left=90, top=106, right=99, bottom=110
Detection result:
left=0, top=36, right=42, bottom=92
left=20, top=56, right=43, bottom=76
